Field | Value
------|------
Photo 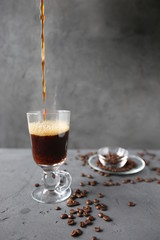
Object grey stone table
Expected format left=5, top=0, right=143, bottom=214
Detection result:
left=0, top=149, right=160, bottom=240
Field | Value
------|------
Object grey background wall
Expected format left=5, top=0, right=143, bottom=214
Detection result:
left=0, top=0, right=160, bottom=149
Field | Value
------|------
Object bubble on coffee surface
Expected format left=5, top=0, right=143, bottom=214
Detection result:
left=29, top=121, right=69, bottom=136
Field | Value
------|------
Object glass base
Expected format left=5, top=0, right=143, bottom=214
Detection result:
left=32, top=186, right=72, bottom=204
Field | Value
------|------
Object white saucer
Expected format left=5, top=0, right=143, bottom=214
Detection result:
left=88, top=154, right=145, bottom=175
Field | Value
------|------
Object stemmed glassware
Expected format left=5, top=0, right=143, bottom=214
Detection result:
left=27, top=110, right=72, bottom=203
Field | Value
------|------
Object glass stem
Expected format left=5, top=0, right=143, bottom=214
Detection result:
left=42, top=171, right=60, bottom=190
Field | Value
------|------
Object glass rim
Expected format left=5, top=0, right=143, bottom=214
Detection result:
left=26, top=110, right=71, bottom=116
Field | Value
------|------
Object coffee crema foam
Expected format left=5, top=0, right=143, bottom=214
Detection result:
left=29, top=121, right=69, bottom=136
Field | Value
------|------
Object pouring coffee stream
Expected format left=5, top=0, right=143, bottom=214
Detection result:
left=40, top=0, right=47, bottom=120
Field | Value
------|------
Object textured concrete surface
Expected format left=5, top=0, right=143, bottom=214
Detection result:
left=0, top=0, right=160, bottom=148
left=0, top=149, right=160, bottom=240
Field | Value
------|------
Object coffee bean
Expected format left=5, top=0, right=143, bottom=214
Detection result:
left=34, top=183, right=40, bottom=187
left=67, top=198, right=79, bottom=207
left=79, top=221, right=86, bottom=228
left=136, top=177, right=144, bottom=182
left=104, top=173, right=110, bottom=177
left=87, top=174, right=93, bottom=179
left=80, top=182, right=85, bottom=186
left=98, top=171, right=104, bottom=176
left=70, top=209, right=77, bottom=214
left=78, top=209, right=84, bottom=214
left=93, top=199, right=99, bottom=204
left=97, top=193, right=104, bottom=198
left=94, top=226, right=102, bottom=232
left=85, top=219, right=92, bottom=225
left=83, top=211, right=90, bottom=217
left=103, top=215, right=112, bottom=221
left=98, top=212, right=104, bottom=218
left=83, top=205, right=92, bottom=212
left=145, top=178, right=153, bottom=183
left=91, top=181, right=97, bottom=186
left=60, top=213, right=68, bottom=219
left=91, top=237, right=98, bottom=240
left=68, top=219, right=75, bottom=225
left=76, top=229, right=82, bottom=236
left=122, top=179, right=128, bottom=184
left=86, top=199, right=93, bottom=205
left=128, top=202, right=136, bottom=207
left=81, top=173, right=86, bottom=177
left=157, top=180, right=160, bottom=184
left=77, top=212, right=83, bottom=217
left=130, top=180, right=135, bottom=184
left=103, top=182, right=108, bottom=186
left=87, top=181, right=91, bottom=185
left=74, top=189, right=81, bottom=194
left=71, top=229, right=83, bottom=237
left=96, top=205, right=101, bottom=210
left=82, top=189, right=88, bottom=195
left=87, top=215, right=95, bottom=221
left=68, top=214, right=75, bottom=219
left=100, top=203, right=107, bottom=211
left=115, top=182, right=120, bottom=186
left=55, top=206, right=61, bottom=211
left=71, top=230, right=78, bottom=237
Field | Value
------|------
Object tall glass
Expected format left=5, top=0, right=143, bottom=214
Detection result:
left=26, top=110, right=72, bottom=203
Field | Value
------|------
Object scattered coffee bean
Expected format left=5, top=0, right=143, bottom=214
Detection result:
left=145, top=178, right=153, bottom=183
left=79, top=209, right=84, bottom=214
left=83, top=205, right=92, bottom=212
left=98, top=193, right=104, bottom=198
left=103, top=182, right=108, bottom=186
left=86, top=199, right=93, bottom=205
left=91, top=237, right=98, bottom=240
left=93, top=199, right=99, bottom=204
left=70, top=209, right=77, bottom=214
left=122, top=179, right=128, bottom=184
left=87, top=174, right=93, bottom=179
left=130, top=180, right=135, bottom=184
left=68, top=219, right=75, bottom=225
left=87, top=181, right=91, bottom=185
left=67, top=198, right=79, bottom=207
left=81, top=173, right=86, bottom=177
left=128, top=202, right=136, bottom=207
left=157, top=180, right=160, bottom=184
left=68, top=214, right=75, bottom=219
left=98, top=212, right=104, bottom=218
left=91, top=181, right=97, bottom=186
left=60, top=213, right=68, bottom=219
left=136, top=177, right=144, bottom=182
left=104, top=173, right=110, bottom=177
left=98, top=171, right=104, bottom=176
left=76, top=229, right=82, bottom=236
left=100, top=203, right=107, bottom=211
left=55, top=206, right=61, bottom=211
left=87, top=215, right=95, bottom=221
left=103, top=215, right=112, bottom=222
left=71, top=229, right=83, bottom=237
left=77, top=212, right=83, bottom=217
left=80, top=182, right=85, bottom=186
left=94, top=226, right=102, bottom=232
left=151, top=167, right=157, bottom=171
left=71, top=230, right=78, bottom=237
left=115, top=182, right=120, bottom=186
left=85, top=219, right=92, bottom=225
left=83, top=211, right=90, bottom=217
left=79, top=221, right=86, bottom=228
left=34, top=183, right=40, bottom=187
left=96, top=205, right=101, bottom=210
